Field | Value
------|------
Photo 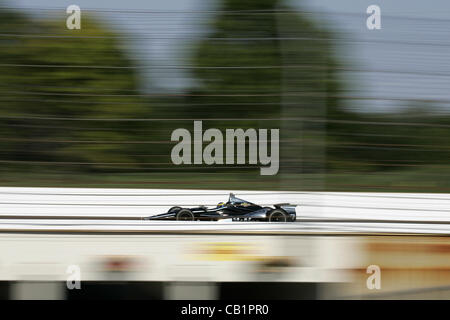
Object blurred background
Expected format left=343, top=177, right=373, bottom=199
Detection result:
left=1, top=0, right=450, bottom=191
left=0, top=0, right=449, bottom=300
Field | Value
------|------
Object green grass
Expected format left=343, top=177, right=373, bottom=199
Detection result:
left=1, top=166, right=449, bottom=192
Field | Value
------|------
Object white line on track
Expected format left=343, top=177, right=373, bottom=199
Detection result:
left=0, top=187, right=449, bottom=234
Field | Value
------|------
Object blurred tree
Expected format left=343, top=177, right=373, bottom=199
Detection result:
left=326, top=103, right=450, bottom=172
left=182, top=0, right=343, bottom=181
left=183, top=0, right=450, bottom=188
left=1, top=2, right=448, bottom=191
left=0, top=7, right=149, bottom=172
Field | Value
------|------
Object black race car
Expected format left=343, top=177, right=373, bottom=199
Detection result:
left=145, top=193, right=297, bottom=222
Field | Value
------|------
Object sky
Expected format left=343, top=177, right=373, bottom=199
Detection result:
left=4, top=0, right=450, bottom=113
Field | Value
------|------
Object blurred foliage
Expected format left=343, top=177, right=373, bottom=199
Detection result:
left=0, top=1, right=450, bottom=192
left=169, top=0, right=341, bottom=181
left=0, top=8, right=150, bottom=171
left=326, top=106, right=450, bottom=173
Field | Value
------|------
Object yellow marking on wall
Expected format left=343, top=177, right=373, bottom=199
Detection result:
left=188, top=242, right=264, bottom=261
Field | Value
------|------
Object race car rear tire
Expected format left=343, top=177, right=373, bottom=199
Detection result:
left=176, top=209, right=195, bottom=221
left=268, top=209, right=288, bottom=222
left=168, top=206, right=182, bottom=213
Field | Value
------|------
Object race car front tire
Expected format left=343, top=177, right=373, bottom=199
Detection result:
left=176, top=209, right=195, bottom=221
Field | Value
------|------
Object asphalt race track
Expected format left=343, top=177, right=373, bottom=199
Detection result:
left=0, top=187, right=449, bottom=235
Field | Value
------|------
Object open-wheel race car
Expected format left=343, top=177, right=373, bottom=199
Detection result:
left=145, top=193, right=297, bottom=222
